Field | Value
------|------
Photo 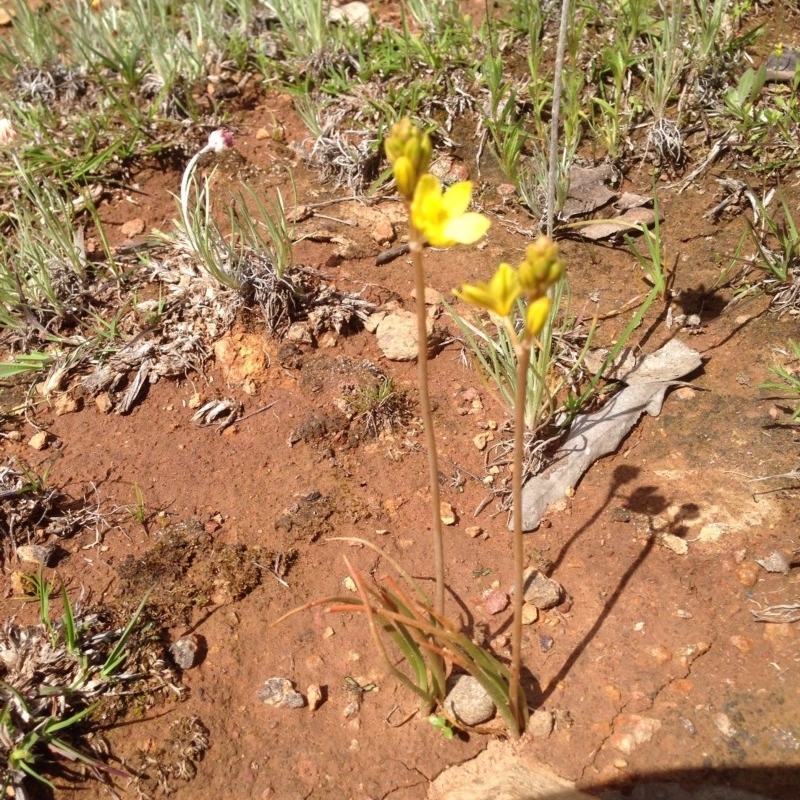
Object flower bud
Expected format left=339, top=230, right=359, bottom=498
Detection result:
left=546, top=258, right=564, bottom=285
left=519, top=236, right=563, bottom=295
left=385, top=117, right=412, bottom=164
left=385, top=117, right=432, bottom=198
left=392, top=155, right=417, bottom=201
left=416, top=131, right=432, bottom=175
left=404, top=137, right=421, bottom=169
left=525, top=295, right=551, bottom=338
left=385, top=136, right=405, bottom=165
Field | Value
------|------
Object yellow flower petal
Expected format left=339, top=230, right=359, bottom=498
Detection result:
left=440, top=181, right=472, bottom=217
left=455, top=283, right=494, bottom=308
left=411, top=175, right=490, bottom=248
left=443, top=213, right=491, bottom=246
left=455, top=263, right=520, bottom=317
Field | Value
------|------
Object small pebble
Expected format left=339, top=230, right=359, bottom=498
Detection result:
left=713, top=712, right=737, bottom=739
left=258, top=677, right=305, bottom=709
left=756, top=551, right=790, bottom=575
left=649, top=644, right=673, bottom=665
left=736, top=561, right=760, bottom=587
left=522, top=569, right=563, bottom=610
left=521, top=603, right=539, bottom=625
left=528, top=709, right=554, bottom=738
left=307, top=684, right=323, bottom=711
left=120, top=217, right=146, bottom=238
left=484, top=590, right=509, bottom=615
left=660, top=533, right=688, bottom=555
left=28, top=431, right=49, bottom=451
left=343, top=700, right=359, bottom=718
left=169, top=635, right=201, bottom=669
left=539, top=635, right=554, bottom=653
left=729, top=635, right=753, bottom=654
left=610, top=507, right=631, bottom=523
left=95, top=393, right=114, bottom=413
left=676, top=642, right=710, bottom=666
left=444, top=675, right=495, bottom=726
left=439, top=501, right=456, bottom=526
left=465, top=526, right=483, bottom=538
left=53, top=394, right=79, bottom=416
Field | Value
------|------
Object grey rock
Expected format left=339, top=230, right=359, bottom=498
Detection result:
left=444, top=675, right=495, bottom=726
left=15, top=544, right=55, bottom=567
left=527, top=709, right=554, bottom=738
left=756, top=550, right=790, bottom=574
left=258, top=677, right=305, bottom=709
left=169, top=635, right=201, bottom=669
left=523, top=569, right=564, bottom=610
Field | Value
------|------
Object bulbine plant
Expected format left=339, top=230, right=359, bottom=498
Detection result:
left=275, top=118, right=564, bottom=738
left=454, top=238, right=564, bottom=728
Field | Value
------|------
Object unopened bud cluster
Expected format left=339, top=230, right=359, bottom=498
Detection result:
left=385, top=117, right=432, bottom=201
left=519, top=239, right=563, bottom=338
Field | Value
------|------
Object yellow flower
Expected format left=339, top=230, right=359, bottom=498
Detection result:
left=454, top=262, right=520, bottom=318
left=411, top=174, right=490, bottom=248
left=525, top=295, right=551, bottom=338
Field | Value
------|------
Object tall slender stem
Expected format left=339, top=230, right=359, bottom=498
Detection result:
left=409, top=227, right=445, bottom=617
left=509, top=339, right=531, bottom=733
left=546, top=0, right=571, bottom=237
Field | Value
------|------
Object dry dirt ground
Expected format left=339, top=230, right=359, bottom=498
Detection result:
left=2, top=5, right=800, bottom=800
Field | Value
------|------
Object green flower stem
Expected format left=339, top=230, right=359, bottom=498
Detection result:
left=409, top=226, right=445, bottom=617
left=509, top=335, right=532, bottom=735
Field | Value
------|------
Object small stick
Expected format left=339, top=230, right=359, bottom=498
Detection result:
left=254, top=559, right=290, bottom=588
left=237, top=401, right=278, bottom=424
left=313, top=213, right=357, bottom=227
left=385, top=705, right=418, bottom=727
left=376, top=242, right=411, bottom=266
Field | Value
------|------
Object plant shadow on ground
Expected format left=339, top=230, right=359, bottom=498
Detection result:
left=540, top=465, right=701, bottom=705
